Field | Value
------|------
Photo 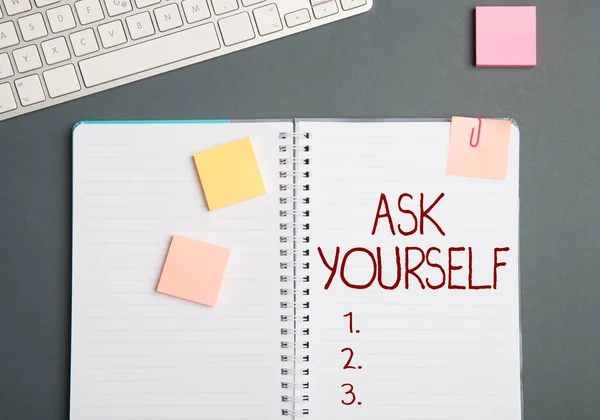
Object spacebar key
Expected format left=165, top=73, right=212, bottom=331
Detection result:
left=79, top=23, right=221, bottom=87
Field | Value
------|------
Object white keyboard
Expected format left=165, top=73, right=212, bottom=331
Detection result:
left=0, top=0, right=371, bottom=121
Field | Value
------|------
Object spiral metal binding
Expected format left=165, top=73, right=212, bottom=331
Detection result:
left=280, top=131, right=311, bottom=417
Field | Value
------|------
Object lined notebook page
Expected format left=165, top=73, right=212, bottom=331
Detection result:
left=71, top=121, right=291, bottom=420
left=300, top=121, right=521, bottom=420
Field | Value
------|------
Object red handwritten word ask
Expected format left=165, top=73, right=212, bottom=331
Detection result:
left=317, top=193, right=510, bottom=291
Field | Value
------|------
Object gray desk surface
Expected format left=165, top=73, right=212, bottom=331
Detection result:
left=1, top=1, right=599, bottom=419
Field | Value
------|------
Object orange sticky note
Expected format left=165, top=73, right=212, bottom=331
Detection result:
left=157, top=235, right=231, bottom=306
left=193, top=137, right=266, bottom=210
left=446, top=117, right=512, bottom=180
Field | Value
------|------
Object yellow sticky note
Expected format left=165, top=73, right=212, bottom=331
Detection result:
left=193, top=137, right=266, bottom=210
left=446, top=117, right=512, bottom=180
left=157, top=235, right=231, bottom=307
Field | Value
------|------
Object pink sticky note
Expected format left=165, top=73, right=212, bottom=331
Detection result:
left=446, top=117, right=512, bottom=180
left=157, top=235, right=231, bottom=306
left=476, top=6, right=537, bottom=67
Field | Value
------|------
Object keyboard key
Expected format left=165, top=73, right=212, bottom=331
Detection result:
left=47, top=5, right=77, bottom=32
left=0, top=53, right=14, bottom=80
left=211, top=0, right=237, bottom=15
left=75, top=0, right=105, bottom=24
left=15, top=74, right=45, bottom=106
left=154, top=3, right=183, bottom=32
left=35, top=0, right=61, bottom=6
left=340, top=0, right=366, bottom=10
left=182, top=0, right=210, bottom=24
left=70, top=28, right=99, bottom=56
left=0, top=6, right=2, bottom=18
left=218, top=12, right=254, bottom=46
left=41, top=36, right=71, bottom=64
left=0, top=83, right=18, bottom=114
left=79, top=23, right=220, bottom=87
left=135, top=0, right=159, bottom=7
left=0, top=22, right=20, bottom=49
left=241, top=0, right=264, bottom=5
left=98, top=20, right=127, bottom=48
left=2, top=0, right=31, bottom=16
left=18, top=12, right=48, bottom=41
left=13, top=44, right=42, bottom=73
left=43, top=64, right=81, bottom=98
left=126, top=11, right=155, bottom=39
left=285, top=9, right=310, bottom=28
left=253, top=4, right=282, bottom=36
left=104, top=0, right=132, bottom=17
left=312, top=0, right=337, bottom=19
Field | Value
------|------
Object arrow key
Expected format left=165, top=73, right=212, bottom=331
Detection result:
left=15, top=75, right=46, bottom=106
left=285, top=9, right=311, bottom=28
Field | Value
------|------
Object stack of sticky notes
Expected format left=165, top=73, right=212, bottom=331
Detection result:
left=156, top=137, right=266, bottom=307
left=476, top=6, right=537, bottom=67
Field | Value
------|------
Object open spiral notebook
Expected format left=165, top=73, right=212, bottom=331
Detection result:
left=72, top=119, right=521, bottom=420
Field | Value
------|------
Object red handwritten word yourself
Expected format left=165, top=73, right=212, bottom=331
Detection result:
left=318, top=193, right=510, bottom=291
